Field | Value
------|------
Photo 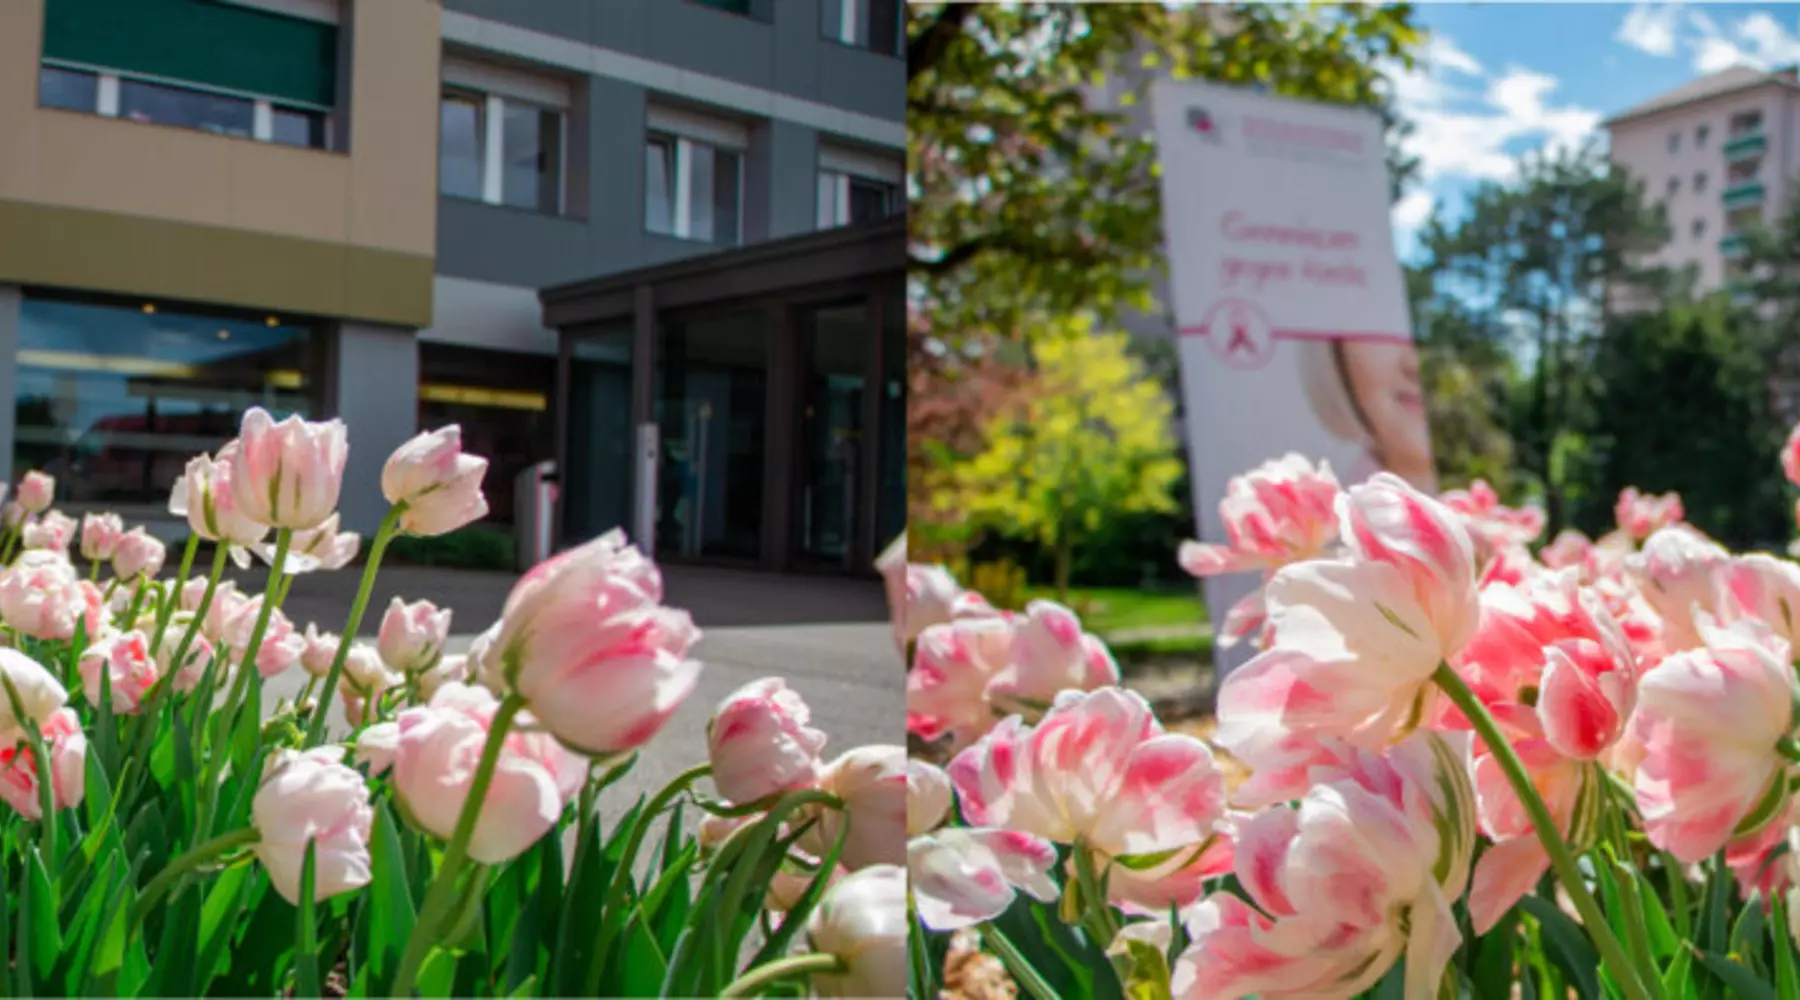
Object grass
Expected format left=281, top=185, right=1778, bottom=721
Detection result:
left=1109, top=633, right=1214, bottom=661
left=1025, top=585, right=1209, bottom=636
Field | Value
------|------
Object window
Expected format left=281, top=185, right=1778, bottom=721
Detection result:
left=1732, top=109, right=1765, bottom=134
left=38, top=62, right=330, bottom=148
left=270, top=106, right=326, bottom=148
left=1667, top=176, right=1679, bottom=197
left=690, top=0, right=752, bottom=14
left=437, top=59, right=570, bottom=214
left=817, top=147, right=903, bottom=228
left=1697, top=123, right=1711, bottom=146
left=1692, top=218, right=1706, bottom=239
left=120, top=77, right=254, bottom=137
left=1669, top=131, right=1681, bottom=153
left=825, top=0, right=902, bottom=56
left=37, top=65, right=97, bottom=112
left=644, top=131, right=743, bottom=246
left=1694, top=172, right=1708, bottom=194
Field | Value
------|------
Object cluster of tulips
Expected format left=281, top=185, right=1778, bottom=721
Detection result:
left=0, top=406, right=908, bottom=998
left=900, top=427, right=1800, bottom=999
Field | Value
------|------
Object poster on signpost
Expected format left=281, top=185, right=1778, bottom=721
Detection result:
left=1149, top=80, right=1435, bottom=677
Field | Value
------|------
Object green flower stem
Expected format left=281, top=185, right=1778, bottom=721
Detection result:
left=120, top=577, right=149, bottom=632
left=197, top=527, right=290, bottom=839
left=168, top=543, right=229, bottom=694
left=305, top=505, right=403, bottom=748
left=1, top=521, right=20, bottom=565
left=150, top=532, right=200, bottom=655
left=718, top=952, right=847, bottom=997
left=1777, top=736, right=1800, bottom=766
left=389, top=691, right=527, bottom=998
left=1433, top=664, right=1652, bottom=1000
left=129, top=827, right=260, bottom=930
left=982, top=924, right=1059, bottom=1000
left=87, top=558, right=99, bottom=582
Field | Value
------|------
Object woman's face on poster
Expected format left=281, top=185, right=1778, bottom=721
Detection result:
left=1339, top=339, right=1433, bottom=482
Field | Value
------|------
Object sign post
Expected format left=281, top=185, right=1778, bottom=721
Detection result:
left=1150, top=81, right=1435, bottom=676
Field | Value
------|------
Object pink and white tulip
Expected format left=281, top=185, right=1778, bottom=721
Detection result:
left=706, top=677, right=827, bottom=806
left=158, top=631, right=215, bottom=694
left=1632, top=616, right=1796, bottom=863
left=902, top=564, right=994, bottom=644
left=228, top=408, right=349, bottom=531
left=0, top=558, right=102, bottom=642
left=909, top=827, right=1060, bottom=931
left=0, top=708, right=84, bottom=820
left=354, top=722, right=399, bottom=777
left=111, top=527, right=166, bottom=580
left=15, top=472, right=53, bottom=515
left=1716, top=552, right=1800, bottom=647
left=986, top=600, right=1120, bottom=715
left=1541, top=529, right=1596, bottom=576
left=300, top=624, right=340, bottom=678
left=1178, top=453, right=1341, bottom=577
left=807, top=745, right=907, bottom=871
left=492, top=530, right=702, bottom=756
left=1616, top=487, right=1685, bottom=542
left=382, top=425, right=491, bottom=536
left=78, top=630, right=159, bottom=715
left=376, top=597, right=452, bottom=675
left=22, top=510, right=76, bottom=553
left=392, top=682, right=583, bottom=864
left=908, top=758, right=953, bottom=837
left=252, top=747, right=374, bottom=905
left=274, top=514, right=360, bottom=573
left=1440, top=478, right=1546, bottom=552
left=78, top=513, right=123, bottom=563
left=805, top=865, right=908, bottom=999
left=174, top=453, right=268, bottom=563
left=1628, top=525, right=1731, bottom=651
left=338, top=644, right=402, bottom=727
left=907, top=615, right=1014, bottom=753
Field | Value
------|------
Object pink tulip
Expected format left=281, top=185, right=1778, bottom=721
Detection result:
left=0, top=650, right=68, bottom=750
left=950, top=688, right=1225, bottom=862
left=277, top=514, right=360, bottom=573
left=1107, top=833, right=1236, bottom=916
left=1178, top=453, right=1341, bottom=577
left=1466, top=738, right=1591, bottom=933
left=1452, top=571, right=1639, bottom=761
left=1628, top=525, right=1731, bottom=651
left=174, top=453, right=268, bottom=559
left=0, top=558, right=102, bottom=641
left=493, top=530, right=702, bottom=755
left=382, top=425, right=491, bottom=536
left=354, top=722, right=399, bottom=777
left=252, top=747, right=374, bottom=904
left=907, top=615, right=1014, bottom=753
left=1541, top=529, right=1596, bottom=576
left=875, top=533, right=907, bottom=651
left=986, top=600, right=1121, bottom=715
left=805, top=865, right=908, bottom=999
left=376, top=597, right=452, bottom=675
left=1340, top=472, right=1480, bottom=654
left=907, top=758, right=952, bottom=837
left=1616, top=487, right=1685, bottom=541
left=393, top=682, right=583, bottom=864
left=1171, top=733, right=1474, bottom=1000
left=199, top=583, right=247, bottom=642
left=806, top=745, right=906, bottom=871
left=228, top=408, right=349, bottom=531
left=1632, top=616, right=1795, bottom=863
left=417, top=653, right=468, bottom=702
left=222, top=596, right=303, bottom=678
left=338, top=644, right=402, bottom=727
left=768, top=854, right=842, bottom=913
left=78, top=630, right=158, bottom=715
left=159, top=631, right=215, bottom=694
left=706, top=677, right=827, bottom=806
left=1716, top=553, right=1800, bottom=646
left=909, top=828, right=1060, bottom=931
left=1783, top=422, right=1800, bottom=488
left=111, top=527, right=166, bottom=580
left=902, top=564, right=994, bottom=644
left=22, top=510, right=76, bottom=553
left=79, top=513, right=123, bottom=562
left=1440, top=479, right=1546, bottom=544
left=0, top=708, right=84, bottom=820
left=300, top=624, right=340, bottom=678
left=15, top=472, right=53, bottom=515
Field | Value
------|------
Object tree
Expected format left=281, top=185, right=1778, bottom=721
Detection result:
left=1417, top=141, right=1671, bottom=529
left=907, top=2, right=1425, bottom=341
left=1406, top=265, right=1522, bottom=495
left=947, top=316, right=1182, bottom=599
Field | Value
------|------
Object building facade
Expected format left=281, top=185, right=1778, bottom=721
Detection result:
left=0, top=0, right=905, bottom=563
left=1605, top=65, right=1800, bottom=297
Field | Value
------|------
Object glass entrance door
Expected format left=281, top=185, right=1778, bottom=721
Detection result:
left=654, top=311, right=768, bottom=562
left=795, top=301, right=868, bottom=568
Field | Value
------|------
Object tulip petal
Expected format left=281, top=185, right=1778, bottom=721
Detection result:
left=1468, top=836, right=1550, bottom=934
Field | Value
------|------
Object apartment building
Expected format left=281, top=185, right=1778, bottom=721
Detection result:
left=0, top=0, right=905, bottom=571
left=1605, top=65, right=1800, bottom=296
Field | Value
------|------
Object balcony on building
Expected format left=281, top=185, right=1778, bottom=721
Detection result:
left=1725, top=129, right=1767, bottom=161
left=1722, top=231, right=1751, bottom=258
left=1723, top=180, right=1766, bottom=210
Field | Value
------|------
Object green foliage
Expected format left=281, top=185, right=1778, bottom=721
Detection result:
left=386, top=525, right=516, bottom=571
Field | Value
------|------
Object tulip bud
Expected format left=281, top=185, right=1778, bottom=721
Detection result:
left=382, top=425, right=491, bottom=537
left=354, top=721, right=399, bottom=776
left=228, top=408, right=349, bottom=531
left=907, top=758, right=952, bottom=837
left=111, top=527, right=166, bottom=580
left=807, top=745, right=906, bottom=871
left=805, top=865, right=908, bottom=999
left=22, top=510, right=76, bottom=553
left=377, top=597, right=452, bottom=675
left=706, top=678, right=827, bottom=806
left=288, top=513, right=360, bottom=572
left=338, top=644, right=402, bottom=727
left=252, top=747, right=374, bottom=904
left=0, top=559, right=102, bottom=641
left=79, top=513, right=123, bottom=562
left=300, top=623, right=340, bottom=678
left=78, top=630, right=158, bottom=715
left=16, top=472, right=53, bottom=515
left=176, top=452, right=269, bottom=557
left=0, top=708, right=85, bottom=819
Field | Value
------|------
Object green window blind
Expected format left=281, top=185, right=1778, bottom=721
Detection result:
left=42, top=0, right=338, bottom=108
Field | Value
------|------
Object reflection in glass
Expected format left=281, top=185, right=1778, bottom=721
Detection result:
left=877, top=291, right=906, bottom=546
left=711, top=148, right=742, bottom=247
left=417, top=344, right=554, bottom=525
left=17, top=297, right=314, bottom=506
left=798, top=302, right=867, bottom=566
left=502, top=103, right=560, bottom=213
left=645, top=136, right=676, bottom=235
left=119, top=79, right=253, bottom=136
left=565, top=329, right=634, bottom=542
left=656, top=312, right=767, bottom=560
left=439, top=91, right=484, bottom=200
left=38, top=65, right=97, bottom=113
left=271, top=106, right=326, bottom=149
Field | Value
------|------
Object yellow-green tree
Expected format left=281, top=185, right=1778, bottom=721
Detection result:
left=950, top=316, right=1182, bottom=600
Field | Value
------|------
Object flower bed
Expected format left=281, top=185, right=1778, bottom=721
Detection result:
left=0, top=409, right=901, bottom=998
left=901, top=438, right=1800, bottom=998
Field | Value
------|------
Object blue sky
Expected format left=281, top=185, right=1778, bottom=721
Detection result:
left=1391, top=2, right=1800, bottom=258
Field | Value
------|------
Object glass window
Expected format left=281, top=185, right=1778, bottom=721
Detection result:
left=1667, top=176, right=1679, bottom=197
left=1697, top=124, right=1711, bottom=146
left=656, top=312, right=768, bottom=561
left=119, top=78, right=253, bottom=137
left=439, top=90, right=484, bottom=200
left=691, top=0, right=752, bottom=13
left=17, top=296, right=315, bottom=506
left=1668, top=131, right=1681, bottom=153
left=417, top=344, right=553, bottom=526
left=849, top=177, right=897, bottom=223
left=797, top=301, right=868, bottom=567
left=712, top=148, right=742, bottom=247
left=566, top=328, right=635, bottom=543
left=38, top=65, right=97, bottom=112
left=271, top=106, right=326, bottom=149
left=868, top=0, right=901, bottom=56
left=1692, top=218, right=1705, bottom=239
left=502, top=103, right=561, bottom=213
left=1694, top=172, right=1707, bottom=194
left=645, top=135, right=677, bottom=235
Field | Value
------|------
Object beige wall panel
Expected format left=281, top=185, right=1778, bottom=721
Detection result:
left=346, top=0, right=441, bottom=256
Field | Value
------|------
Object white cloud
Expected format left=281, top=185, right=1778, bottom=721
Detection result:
left=1399, top=66, right=1601, bottom=184
left=1392, top=190, right=1435, bottom=231
left=1426, top=35, right=1484, bottom=77
left=1618, top=3, right=1681, bottom=57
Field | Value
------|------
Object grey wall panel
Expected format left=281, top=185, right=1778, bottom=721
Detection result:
left=765, top=119, right=819, bottom=241
left=644, top=1, right=776, bottom=90
left=442, top=0, right=591, bottom=41
left=815, top=40, right=904, bottom=121
left=435, top=198, right=591, bottom=288
left=332, top=322, right=420, bottom=534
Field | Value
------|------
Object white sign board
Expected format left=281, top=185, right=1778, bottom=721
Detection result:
left=1149, top=81, right=1435, bottom=674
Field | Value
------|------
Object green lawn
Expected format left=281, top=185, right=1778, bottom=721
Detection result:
left=1024, top=586, right=1209, bottom=636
